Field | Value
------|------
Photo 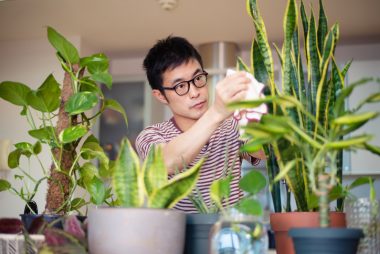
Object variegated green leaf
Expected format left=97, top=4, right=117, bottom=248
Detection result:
left=210, top=175, right=233, bottom=208
left=59, top=126, right=87, bottom=143
left=104, top=99, right=128, bottom=127
left=143, top=145, right=168, bottom=197
left=113, top=138, right=143, bottom=207
left=148, top=158, right=204, bottom=208
left=317, top=0, right=328, bottom=54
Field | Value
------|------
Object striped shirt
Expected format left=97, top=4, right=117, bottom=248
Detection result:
left=135, top=117, right=260, bottom=213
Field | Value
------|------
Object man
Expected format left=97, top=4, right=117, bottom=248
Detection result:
left=136, top=36, right=265, bottom=213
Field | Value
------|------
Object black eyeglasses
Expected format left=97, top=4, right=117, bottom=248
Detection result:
left=162, top=72, right=208, bottom=96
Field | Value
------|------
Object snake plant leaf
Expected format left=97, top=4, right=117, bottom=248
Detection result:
left=148, top=158, right=204, bottom=209
left=282, top=0, right=297, bottom=95
left=80, top=53, right=109, bottom=74
left=65, top=92, right=98, bottom=116
left=210, top=175, right=233, bottom=209
left=91, top=72, right=113, bottom=89
left=235, top=198, right=263, bottom=216
left=247, top=0, right=274, bottom=82
left=0, top=179, right=11, bottom=192
left=317, top=0, right=328, bottom=54
left=143, top=145, right=168, bottom=197
left=300, top=1, right=308, bottom=54
left=341, top=59, right=352, bottom=78
left=252, top=40, right=269, bottom=84
left=28, top=126, right=56, bottom=144
left=0, top=81, right=32, bottom=106
left=84, top=176, right=106, bottom=205
left=27, top=74, right=61, bottom=113
left=239, top=170, right=266, bottom=195
left=307, top=10, right=320, bottom=116
left=113, top=138, right=143, bottom=207
left=47, top=26, right=79, bottom=64
left=59, top=126, right=88, bottom=144
left=8, top=149, right=22, bottom=169
left=104, top=99, right=128, bottom=127
left=236, top=57, right=251, bottom=73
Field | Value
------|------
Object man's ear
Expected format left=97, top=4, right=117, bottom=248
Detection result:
left=152, top=89, right=168, bottom=104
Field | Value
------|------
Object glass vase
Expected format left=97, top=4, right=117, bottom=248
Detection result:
left=345, top=197, right=380, bottom=254
left=209, top=208, right=268, bottom=254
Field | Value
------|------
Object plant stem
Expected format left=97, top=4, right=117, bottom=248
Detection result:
left=318, top=173, right=330, bottom=228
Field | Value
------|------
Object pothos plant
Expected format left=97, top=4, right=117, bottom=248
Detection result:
left=230, top=0, right=380, bottom=227
left=189, top=150, right=267, bottom=217
left=0, top=26, right=128, bottom=215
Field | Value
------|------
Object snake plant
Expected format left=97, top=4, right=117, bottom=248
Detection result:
left=113, top=138, right=204, bottom=208
left=231, top=0, right=380, bottom=227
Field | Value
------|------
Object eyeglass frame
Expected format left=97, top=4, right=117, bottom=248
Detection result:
left=161, top=71, right=209, bottom=96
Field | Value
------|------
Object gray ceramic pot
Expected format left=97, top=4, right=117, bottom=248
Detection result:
left=88, top=207, right=186, bottom=254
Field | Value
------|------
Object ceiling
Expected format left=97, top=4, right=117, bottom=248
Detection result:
left=1, top=0, right=380, bottom=58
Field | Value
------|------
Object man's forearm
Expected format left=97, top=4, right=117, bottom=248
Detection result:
left=162, top=108, right=224, bottom=174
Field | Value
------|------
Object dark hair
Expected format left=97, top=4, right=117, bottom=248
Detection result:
left=143, top=36, right=203, bottom=90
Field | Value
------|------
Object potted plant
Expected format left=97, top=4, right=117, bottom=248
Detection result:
left=0, top=26, right=127, bottom=227
left=186, top=152, right=268, bottom=254
left=87, top=138, right=204, bottom=254
left=230, top=0, right=380, bottom=253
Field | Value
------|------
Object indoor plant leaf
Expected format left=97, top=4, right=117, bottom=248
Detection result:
left=80, top=53, right=109, bottom=74
left=235, top=198, right=263, bottom=216
left=47, top=26, right=80, bottom=64
left=104, top=99, right=128, bottom=127
left=239, top=170, right=266, bottom=195
left=148, top=158, right=204, bottom=208
left=65, top=92, right=98, bottom=115
left=142, top=145, right=168, bottom=196
left=113, top=138, right=143, bottom=207
left=0, top=179, right=11, bottom=191
left=0, top=81, right=32, bottom=106
left=210, top=175, right=233, bottom=208
left=91, top=72, right=112, bottom=89
left=84, top=176, right=106, bottom=205
left=8, top=149, right=22, bottom=169
left=59, top=126, right=88, bottom=144
left=27, top=74, right=61, bottom=112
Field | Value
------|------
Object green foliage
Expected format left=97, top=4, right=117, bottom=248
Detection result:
left=113, top=138, right=203, bottom=209
left=235, top=0, right=380, bottom=223
left=0, top=26, right=129, bottom=214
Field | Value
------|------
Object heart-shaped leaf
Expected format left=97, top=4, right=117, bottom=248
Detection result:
left=65, top=92, right=98, bottom=115
left=0, top=81, right=31, bottom=106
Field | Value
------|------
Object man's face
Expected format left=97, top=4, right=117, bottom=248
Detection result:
left=157, top=58, right=209, bottom=124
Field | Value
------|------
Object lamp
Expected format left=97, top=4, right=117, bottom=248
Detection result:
left=157, top=0, right=178, bottom=11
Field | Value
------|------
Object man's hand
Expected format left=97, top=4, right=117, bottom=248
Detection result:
left=210, top=71, right=251, bottom=122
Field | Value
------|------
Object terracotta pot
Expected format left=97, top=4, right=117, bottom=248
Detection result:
left=270, top=212, right=346, bottom=254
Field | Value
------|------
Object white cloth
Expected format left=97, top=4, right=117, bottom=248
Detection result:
left=226, top=69, right=268, bottom=129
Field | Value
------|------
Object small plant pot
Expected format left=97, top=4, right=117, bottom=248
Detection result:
left=270, top=212, right=346, bottom=254
left=288, top=227, right=363, bottom=254
left=184, top=213, right=219, bottom=254
left=20, top=214, right=86, bottom=233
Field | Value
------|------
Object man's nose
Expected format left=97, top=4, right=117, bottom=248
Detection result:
left=188, top=82, right=200, bottom=98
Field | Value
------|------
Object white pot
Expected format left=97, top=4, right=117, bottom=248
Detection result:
left=88, top=207, right=186, bottom=254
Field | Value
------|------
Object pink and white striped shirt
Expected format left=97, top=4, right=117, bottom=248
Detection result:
left=135, top=117, right=260, bottom=213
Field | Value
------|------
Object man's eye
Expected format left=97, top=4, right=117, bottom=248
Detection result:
left=177, top=83, right=186, bottom=89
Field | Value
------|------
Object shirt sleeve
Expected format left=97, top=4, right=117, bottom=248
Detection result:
left=135, top=126, right=166, bottom=161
